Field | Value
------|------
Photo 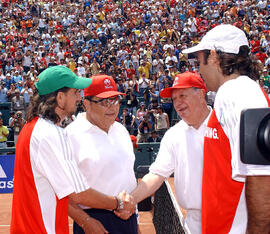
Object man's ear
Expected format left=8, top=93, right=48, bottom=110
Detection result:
left=209, top=50, right=222, bottom=73
left=56, top=91, right=65, bottom=109
left=83, top=99, right=89, bottom=109
left=209, top=50, right=219, bottom=65
left=197, top=88, right=206, bottom=103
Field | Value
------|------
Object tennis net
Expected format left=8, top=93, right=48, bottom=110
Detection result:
left=153, top=180, right=186, bottom=234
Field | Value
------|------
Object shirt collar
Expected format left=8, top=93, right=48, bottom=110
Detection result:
left=76, top=112, right=116, bottom=135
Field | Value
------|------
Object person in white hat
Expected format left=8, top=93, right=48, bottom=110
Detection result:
left=183, top=24, right=270, bottom=234
left=77, top=61, right=86, bottom=77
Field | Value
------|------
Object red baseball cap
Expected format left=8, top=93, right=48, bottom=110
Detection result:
left=160, top=72, right=207, bottom=98
left=84, top=75, right=126, bottom=98
left=130, top=135, right=138, bottom=148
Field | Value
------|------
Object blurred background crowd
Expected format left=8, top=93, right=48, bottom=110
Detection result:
left=0, top=0, right=269, bottom=145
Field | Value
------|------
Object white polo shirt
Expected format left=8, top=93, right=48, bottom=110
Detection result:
left=30, top=118, right=89, bottom=198
left=150, top=110, right=211, bottom=234
left=66, top=113, right=137, bottom=208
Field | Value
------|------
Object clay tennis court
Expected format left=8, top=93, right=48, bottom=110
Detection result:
left=0, top=178, right=180, bottom=233
left=0, top=194, right=156, bottom=233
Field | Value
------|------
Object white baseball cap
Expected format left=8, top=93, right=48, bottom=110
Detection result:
left=182, top=24, right=249, bottom=55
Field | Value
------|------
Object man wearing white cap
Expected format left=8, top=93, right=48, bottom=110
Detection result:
left=124, top=72, right=211, bottom=233
left=66, top=75, right=138, bottom=234
left=183, top=24, right=270, bottom=233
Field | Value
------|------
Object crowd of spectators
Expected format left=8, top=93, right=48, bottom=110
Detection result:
left=0, top=0, right=269, bottom=144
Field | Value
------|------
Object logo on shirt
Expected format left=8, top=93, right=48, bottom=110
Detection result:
left=173, top=77, right=178, bottom=86
left=218, top=110, right=225, bottom=127
left=205, top=127, right=219, bottom=139
left=104, top=78, right=113, bottom=89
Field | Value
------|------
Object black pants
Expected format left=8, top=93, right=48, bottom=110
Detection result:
left=73, top=209, right=138, bottom=234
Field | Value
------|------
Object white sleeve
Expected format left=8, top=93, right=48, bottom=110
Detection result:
left=165, top=56, right=170, bottom=64
left=32, top=128, right=89, bottom=199
left=217, top=79, right=270, bottom=181
left=149, top=130, right=175, bottom=178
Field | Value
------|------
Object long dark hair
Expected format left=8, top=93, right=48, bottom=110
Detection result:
left=202, top=46, right=262, bottom=80
left=26, top=87, right=69, bottom=124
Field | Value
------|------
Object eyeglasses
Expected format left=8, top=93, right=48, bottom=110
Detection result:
left=85, top=95, right=122, bottom=107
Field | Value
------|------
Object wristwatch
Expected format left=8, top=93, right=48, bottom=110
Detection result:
left=117, top=196, right=124, bottom=210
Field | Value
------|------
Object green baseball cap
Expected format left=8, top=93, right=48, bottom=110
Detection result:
left=35, top=66, right=92, bottom=95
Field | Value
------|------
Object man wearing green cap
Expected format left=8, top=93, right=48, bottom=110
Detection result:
left=10, top=66, right=134, bottom=234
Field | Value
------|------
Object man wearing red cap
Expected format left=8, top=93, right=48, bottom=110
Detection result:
left=124, top=72, right=211, bottom=233
left=66, top=75, right=138, bottom=234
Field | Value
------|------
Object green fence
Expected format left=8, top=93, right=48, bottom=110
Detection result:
left=0, top=142, right=160, bottom=176
left=134, top=142, right=160, bottom=172
left=0, top=147, right=15, bottom=154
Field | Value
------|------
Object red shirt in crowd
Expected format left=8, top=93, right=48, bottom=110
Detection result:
left=126, top=67, right=136, bottom=79
left=251, top=39, right=260, bottom=53
left=256, top=51, right=268, bottom=64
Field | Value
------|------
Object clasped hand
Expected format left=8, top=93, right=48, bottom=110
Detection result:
left=114, top=191, right=136, bottom=220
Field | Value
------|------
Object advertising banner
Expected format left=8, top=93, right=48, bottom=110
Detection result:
left=0, top=155, right=15, bottom=193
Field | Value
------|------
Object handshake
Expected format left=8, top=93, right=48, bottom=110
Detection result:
left=113, top=191, right=137, bottom=220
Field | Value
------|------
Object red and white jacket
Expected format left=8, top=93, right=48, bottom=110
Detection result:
left=11, top=117, right=89, bottom=233
left=202, top=76, right=270, bottom=234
